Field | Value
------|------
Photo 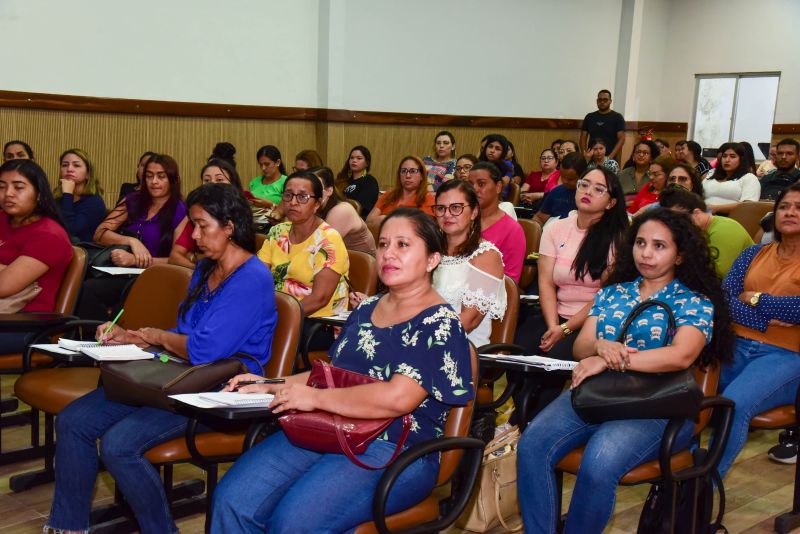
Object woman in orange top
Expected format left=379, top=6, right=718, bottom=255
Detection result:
left=366, top=156, right=434, bottom=229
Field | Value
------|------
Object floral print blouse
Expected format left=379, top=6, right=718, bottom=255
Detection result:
left=257, top=221, right=349, bottom=317
left=329, top=296, right=474, bottom=447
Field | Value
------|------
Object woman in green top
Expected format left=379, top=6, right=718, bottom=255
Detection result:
left=248, top=145, right=287, bottom=210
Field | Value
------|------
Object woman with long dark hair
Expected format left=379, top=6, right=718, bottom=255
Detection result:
left=703, top=142, right=761, bottom=214
left=312, top=166, right=375, bottom=255
left=46, top=183, right=277, bottom=534
left=117, top=151, right=157, bottom=203
left=518, top=208, right=733, bottom=534
left=335, top=145, right=379, bottom=218
left=249, top=145, right=287, bottom=211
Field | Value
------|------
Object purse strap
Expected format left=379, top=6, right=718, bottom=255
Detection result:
left=232, top=352, right=265, bottom=376
left=320, top=361, right=412, bottom=470
left=615, top=299, right=676, bottom=347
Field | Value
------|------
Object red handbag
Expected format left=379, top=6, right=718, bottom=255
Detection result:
left=278, top=360, right=412, bottom=470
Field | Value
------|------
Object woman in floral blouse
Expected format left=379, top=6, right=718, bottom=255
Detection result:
left=517, top=208, right=733, bottom=534
left=214, top=207, right=474, bottom=532
left=257, top=171, right=349, bottom=317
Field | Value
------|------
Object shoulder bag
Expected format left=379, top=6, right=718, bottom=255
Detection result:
left=278, top=360, right=411, bottom=470
left=101, top=352, right=262, bottom=412
left=571, top=300, right=703, bottom=423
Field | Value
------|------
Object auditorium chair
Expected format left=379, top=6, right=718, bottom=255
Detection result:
left=10, top=263, right=192, bottom=492
left=89, top=291, right=304, bottom=533
left=554, top=363, right=735, bottom=533
left=728, top=200, right=773, bottom=239
left=506, top=182, right=521, bottom=206
left=517, top=218, right=543, bottom=292
left=0, top=246, right=86, bottom=466
left=749, top=384, right=800, bottom=533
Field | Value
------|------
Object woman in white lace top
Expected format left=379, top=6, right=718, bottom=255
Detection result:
left=431, top=179, right=506, bottom=348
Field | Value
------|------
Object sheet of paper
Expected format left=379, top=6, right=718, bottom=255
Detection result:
left=170, top=392, right=275, bottom=409
left=81, top=344, right=154, bottom=361
left=30, top=343, right=79, bottom=355
left=92, top=266, right=145, bottom=276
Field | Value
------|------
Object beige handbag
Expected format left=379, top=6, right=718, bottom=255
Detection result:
left=457, top=425, right=522, bottom=532
left=0, top=282, right=42, bottom=313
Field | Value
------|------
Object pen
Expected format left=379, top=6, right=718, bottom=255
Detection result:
left=233, top=378, right=286, bottom=389
left=99, top=308, right=125, bottom=343
left=342, top=275, right=356, bottom=293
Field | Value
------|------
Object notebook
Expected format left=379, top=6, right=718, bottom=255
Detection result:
left=92, top=266, right=146, bottom=276
left=172, top=392, right=275, bottom=409
left=58, top=338, right=101, bottom=350
left=80, top=344, right=154, bottom=361
left=479, top=353, right=578, bottom=371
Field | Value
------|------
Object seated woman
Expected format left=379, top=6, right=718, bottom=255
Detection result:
left=667, top=162, right=704, bottom=196
left=517, top=208, right=731, bottom=534
left=3, top=139, right=35, bottom=161
left=454, top=154, right=477, bottom=181
left=311, top=166, right=376, bottom=256
left=294, top=149, right=324, bottom=172
left=335, top=145, right=379, bottom=218
left=117, top=151, right=156, bottom=204
left=521, top=149, right=560, bottom=210
left=628, top=154, right=676, bottom=215
left=617, top=140, right=660, bottom=198
left=45, top=184, right=278, bottom=534
left=169, top=159, right=246, bottom=268
left=516, top=167, right=628, bottom=419
left=433, top=179, right=506, bottom=348
left=248, top=145, right=288, bottom=211
left=716, top=183, right=800, bottom=476
left=366, top=156, right=435, bottom=229
left=55, top=148, right=107, bottom=243
left=79, top=154, right=186, bottom=321
left=534, top=152, right=587, bottom=226
left=703, top=142, right=761, bottom=214
left=0, top=160, right=73, bottom=352
left=213, top=207, right=473, bottom=532
left=479, top=134, right=514, bottom=184
left=258, top=171, right=350, bottom=318
left=586, top=138, right=620, bottom=174
left=424, top=130, right=457, bottom=191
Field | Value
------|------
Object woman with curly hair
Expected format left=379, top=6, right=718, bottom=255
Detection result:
left=517, top=208, right=733, bottom=534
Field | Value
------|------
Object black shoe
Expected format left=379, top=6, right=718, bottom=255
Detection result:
left=769, top=440, right=798, bottom=464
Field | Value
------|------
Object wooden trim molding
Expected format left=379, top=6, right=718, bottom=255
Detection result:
left=773, top=124, right=800, bottom=135
left=0, top=89, right=687, bottom=132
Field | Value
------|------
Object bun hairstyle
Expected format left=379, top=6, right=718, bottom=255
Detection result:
left=210, top=142, right=237, bottom=168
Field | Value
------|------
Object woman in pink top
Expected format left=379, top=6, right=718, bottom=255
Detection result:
left=514, top=167, right=629, bottom=421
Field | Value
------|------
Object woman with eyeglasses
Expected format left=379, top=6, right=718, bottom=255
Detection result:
left=366, top=156, right=435, bottom=230
left=432, top=179, right=506, bottom=348
left=423, top=131, right=457, bottom=191
left=667, top=162, right=704, bottom=196
left=454, top=154, right=477, bottom=181
left=618, top=140, right=661, bottom=199
left=515, top=167, right=628, bottom=420
left=521, top=149, right=560, bottom=209
left=257, top=171, right=349, bottom=318
left=628, top=155, right=676, bottom=215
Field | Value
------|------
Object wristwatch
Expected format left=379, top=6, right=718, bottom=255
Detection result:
left=749, top=292, right=762, bottom=307
left=560, top=322, right=573, bottom=336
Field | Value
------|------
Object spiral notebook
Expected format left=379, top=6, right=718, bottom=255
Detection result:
left=81, top=344, right=153, bottom=361
left=479, top=353, right=578, bottom=371
left=194, top=392, right=275, bottom=408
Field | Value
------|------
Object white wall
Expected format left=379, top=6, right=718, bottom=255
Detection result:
left=651, top=0, right=800, bottom=123
left=0, top=0, right=320, bottom=107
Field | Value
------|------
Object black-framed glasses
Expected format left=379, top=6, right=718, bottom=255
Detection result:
left=399, top=168, right=421, bottom=175
left=540, top=156, right=555, bottom=161
left=433, top=203, right=466, bottom=217
left=455, top=164, right=473, bottom=173
left=576, top=179, right=609, bottom=196
left=282, top=192, right=317, bottom=204
left=634, top=150, right=651, bottom=157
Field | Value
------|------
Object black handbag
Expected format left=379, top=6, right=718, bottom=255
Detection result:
left=571, top=300, right=703, bottom=423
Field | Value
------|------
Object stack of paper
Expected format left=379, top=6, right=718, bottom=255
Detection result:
left=170, top=392, right=275, bottom=409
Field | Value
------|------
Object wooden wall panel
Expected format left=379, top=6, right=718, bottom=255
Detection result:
left=0, top=107, right=317, bottom=206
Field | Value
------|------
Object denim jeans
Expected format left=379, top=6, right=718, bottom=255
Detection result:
left=717, top=336, right=800, bottom=477
left=46, top=387, right=190, bottom=534
left=212, top=431, right=438, bottom=534
left=517, top=391, right=694, bottom=534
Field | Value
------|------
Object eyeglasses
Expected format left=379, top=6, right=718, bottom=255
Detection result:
left=399, top=168, right=421, bottom=176
left=576, top=179, right=609, bottom=196
left=634, top=150, right=651, bottom=157
left=455, top=164, right=473, bottom=173
left=540, top=156, right=555, bottom=161
left=433, top=203, right=466, bottom=217
left=281, top=192, right=317, bottom=204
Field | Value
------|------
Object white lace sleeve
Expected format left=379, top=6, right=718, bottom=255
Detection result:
left=456, top=242, right=506, bottom=320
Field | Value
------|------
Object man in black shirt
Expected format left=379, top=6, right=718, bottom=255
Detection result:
left=579, top=89, right=626, bottom=161
left=760, top=138, right=800, bottom=201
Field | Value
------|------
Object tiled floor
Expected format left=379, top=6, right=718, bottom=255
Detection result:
left=1, top=374, right=798, bottom=533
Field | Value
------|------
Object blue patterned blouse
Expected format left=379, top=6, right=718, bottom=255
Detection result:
left=329, top=296, right=474, bottom=447
left=591, top=278, right=714, bottom=349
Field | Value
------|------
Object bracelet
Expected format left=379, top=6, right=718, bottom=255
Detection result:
left=560, top=322, right=573, bottom=336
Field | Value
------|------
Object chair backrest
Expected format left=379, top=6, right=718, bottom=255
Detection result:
left=264, top=292, right=304, bottom=378
left=347, top=250, right=378, bottom=297
left=436, top=344, right=479, bottom=486
left=119, top=264, right=193, bottom=331
left=54, top=246, right=88, bottom=315
left=255, top=232, right=267, bottom=252
left=517, top=218, right=542, bottom=290
left=692, top=361, right=720, bottom=433
left=489, top=276, right=520, bottom=345
left=728, top=201, right=773, bottom=239
left=506, top=182, right=521, bottom=206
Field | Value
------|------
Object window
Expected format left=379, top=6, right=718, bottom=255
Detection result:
left=691, top=73, right=780, bottom=159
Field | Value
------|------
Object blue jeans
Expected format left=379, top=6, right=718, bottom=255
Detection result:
left=46, top=388, right=190, bottom=534
left=212, top=431, right=438, bottom=534
left=517, top=391, right=693, bottom=534
left=717, top=336, right=800, bottom=477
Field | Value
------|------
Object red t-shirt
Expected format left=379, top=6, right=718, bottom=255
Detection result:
left=628, top=186, right=660, bottom=214
left=175, top=219, right=196, bottom=252
left=524, top=171, right=560, bottom=194
left=0, top=213, right=73, bottom=311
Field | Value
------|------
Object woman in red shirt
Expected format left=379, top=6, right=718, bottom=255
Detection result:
left=628, top=155, right=676, bottom=215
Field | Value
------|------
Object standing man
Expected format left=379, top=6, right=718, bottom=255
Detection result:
left=579, top=90, right=626, bottom=161
left=760, top=138, right=800, bottom=201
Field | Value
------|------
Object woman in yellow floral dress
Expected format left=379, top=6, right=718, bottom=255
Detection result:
left=257, top=171, right=349, bottom=317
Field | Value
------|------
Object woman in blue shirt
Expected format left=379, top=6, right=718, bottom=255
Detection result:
left=46, top=183, right=278, bottom=534
left=55, top=148, right=106, bottom=242
left=517, top=208, right=733, bottom=534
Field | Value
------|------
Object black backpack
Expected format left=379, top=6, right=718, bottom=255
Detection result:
left=637, top=449, right=728, bottom=534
